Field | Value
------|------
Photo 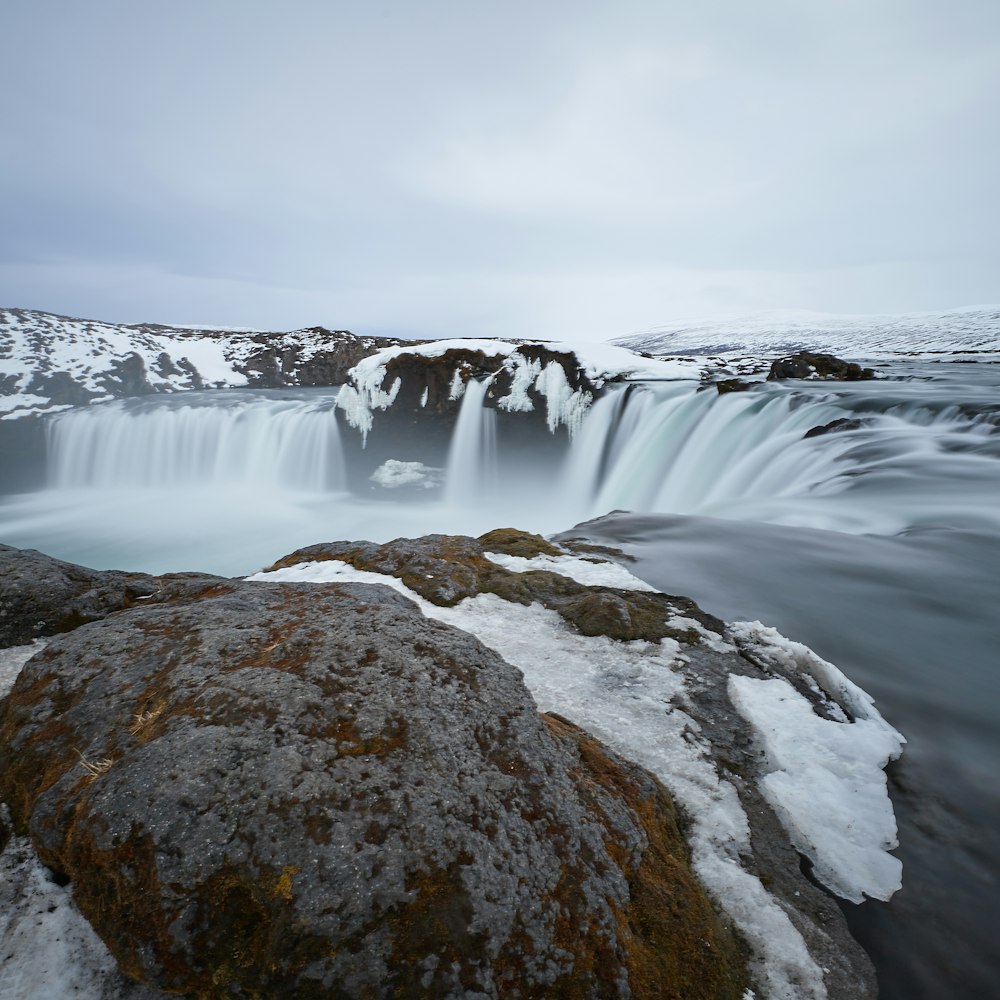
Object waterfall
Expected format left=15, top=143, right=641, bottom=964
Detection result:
left=443, top=378, right=497, bottom=505
left=48, top=392, right=347, bottom=492
left=561, top=378, right=1000, bottom=535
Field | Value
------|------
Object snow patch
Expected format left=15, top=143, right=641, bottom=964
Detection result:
left=728, top=673, right=903, bottom=903
left=0, top=830, right=153, bottom=999
left=0, top=642, right=44, bottom=698
left=485, top=551, right=657, bottom=591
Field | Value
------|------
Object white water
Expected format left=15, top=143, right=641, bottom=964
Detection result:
left=444, top=378, right=497, bottom=505
left=48, top=392, right=346, bottom=493
left=2, top=365, right=998, bottom=573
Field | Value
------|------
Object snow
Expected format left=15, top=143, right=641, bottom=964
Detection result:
left=725, top=621, right=905, bottom=903
left=369, top=460, right=442, bottom=489
left=616, top=307, right=1000, bottom=357
left=728, top=674, right=903, bottom=903
left=485, top=551, right=657, bottom=591
left=0, top=829, right=154, bottom=1000
left=0, top=642, right=44, bottom=698
left=728, top=622, right=905, bottom=736
left=249, top=557, right=835, bottom=999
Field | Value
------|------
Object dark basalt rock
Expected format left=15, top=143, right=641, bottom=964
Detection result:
left=713, top=378, right=754, bottom=394
left=768, top=352, right=876, bottom=381
left=0, top=544, right=159, bottom=648
left=0, top=577, right=747, bottom=999
left=804, top=417, right=867, bottom=439
left=224, top=327, right=407, bottom=389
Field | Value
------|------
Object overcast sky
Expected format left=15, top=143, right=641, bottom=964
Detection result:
left=2, top=1, right=998, bottom=341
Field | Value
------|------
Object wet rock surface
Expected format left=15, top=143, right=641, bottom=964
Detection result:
left=803, top=417, right=868, bottom=438
left=0, top=572, right=746, bottom=999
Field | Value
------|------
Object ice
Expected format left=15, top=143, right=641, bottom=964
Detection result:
left=728, top=622, right=905, bottom=738
left=728, top=674, right=903, bottom=903
left=369, top=460, right=442, bottom=489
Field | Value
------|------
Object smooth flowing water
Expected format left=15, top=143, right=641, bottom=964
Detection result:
left=1, top=361, right=998, bottom=997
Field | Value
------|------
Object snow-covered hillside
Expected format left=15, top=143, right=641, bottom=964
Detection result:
left=616, top=307, right=1000, bottom=357
left=0, top=309, right=402, bottom=419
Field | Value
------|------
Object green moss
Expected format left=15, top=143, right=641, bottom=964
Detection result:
left=477, top=527, right=563, bottom=559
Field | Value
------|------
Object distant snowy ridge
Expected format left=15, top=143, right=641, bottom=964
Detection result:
left=615, top=307, right=1000, bottom=357
left=0, top=308, right=403, bottom=419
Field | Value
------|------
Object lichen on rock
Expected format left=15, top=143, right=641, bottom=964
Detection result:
left=0, top=575, right=747, bottom=999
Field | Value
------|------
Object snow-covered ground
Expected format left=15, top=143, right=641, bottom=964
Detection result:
left=616, top=307, right=1000, bottom=357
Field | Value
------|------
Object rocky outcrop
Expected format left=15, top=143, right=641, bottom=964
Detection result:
left=711, top=378, right=753, bottom=394
left=0, top=567, right=747, bottom=999
left=767, top=352, right=876, bottom=381
left=334, top=341, right=607, bottom=480
left=268, top=531, right=724, bottom=644
left=0, top=544, right=157, bottom=648
left=0, top=308, right=405, bottom=417
left=0, top=532, right=897, bottom=999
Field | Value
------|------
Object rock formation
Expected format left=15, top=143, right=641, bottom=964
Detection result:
left=1, top=552, right=746, bottom=998
left=0, top=531, right=896, bottom=999
left=767, top=352, right=876, bottom=381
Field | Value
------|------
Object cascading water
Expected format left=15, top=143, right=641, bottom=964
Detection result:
left=443, top=378, right=498, bottom=504
left=560, top=374, right=1000, bottom=535
left=48, top=391, right=347, bottom=493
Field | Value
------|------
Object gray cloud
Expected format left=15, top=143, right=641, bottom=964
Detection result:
left=2, top=0, right=998, bottom=339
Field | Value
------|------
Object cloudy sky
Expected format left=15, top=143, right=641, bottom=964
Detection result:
left=2, top=1, right=998, bottom=340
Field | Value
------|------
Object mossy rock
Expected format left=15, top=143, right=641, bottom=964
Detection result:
left=267, top=531, right=726, bottom=644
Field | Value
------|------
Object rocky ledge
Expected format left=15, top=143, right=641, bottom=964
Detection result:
left=0, top=531, right=901, bottom=999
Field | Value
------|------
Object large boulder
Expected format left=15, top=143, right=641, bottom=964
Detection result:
left=767, top=352, right=876, bottom=381
left=0, top=576, right=747, bottom=999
